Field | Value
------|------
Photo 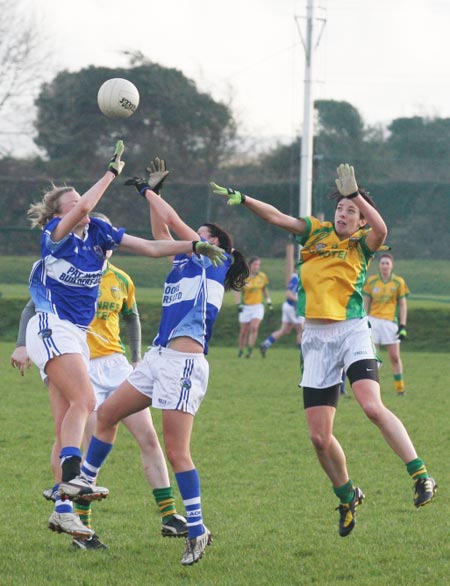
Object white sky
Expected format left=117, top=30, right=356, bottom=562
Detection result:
left=20, top=0, right=450, bottom=148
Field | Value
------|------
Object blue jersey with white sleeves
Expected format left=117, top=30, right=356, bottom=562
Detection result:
left=286, top=272, right=299, bottom=307
left=29, top=216, right=125, bottom=328
left=153, top=250, right=232, bottom=355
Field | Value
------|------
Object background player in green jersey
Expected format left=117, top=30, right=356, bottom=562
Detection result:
left=363, top=253, right=409, bottom=395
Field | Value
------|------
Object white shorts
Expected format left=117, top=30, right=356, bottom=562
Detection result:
left=26, top=313, right=89, bottom=384
left=127, top=346, right=209, bottom=416
left=281, top=302, right=305, bottom=326
left=239, top=303, right=264, bottom=324
left=300, top=317, right=377, bottom=389
left=89, top=353, right=133, bottom=410
left=369, top=316, right=400, bottom=346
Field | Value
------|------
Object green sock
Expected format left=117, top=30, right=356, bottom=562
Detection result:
left=334, top=480, right=355, bottom=504
left=406, top=458, right=428, bottom=481
left=74, top=500, right=92, bottom=528
left=394, top=373, right=405, bottom=392
left=153, top=487, right=177, bottom=522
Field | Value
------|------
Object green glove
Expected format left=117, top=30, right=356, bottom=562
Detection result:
left=397, top=325, right=407, bottom=341
left=193, top=241, right=227, bottom=267
left=108, top=140, right=125, bottom=177
left=210, top=182, right=246, bottom=205
left=145, top=157, right=170, bottom=194
left=335, top=164, right=359, bottom=198
left=124, top=177, right=150, bottom=197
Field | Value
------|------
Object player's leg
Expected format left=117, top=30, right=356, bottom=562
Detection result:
left=350, top=363, right=436, bottom=507
left=304, top=390, right=364, bottom=537
left=76, top=380, right=150, bottom=486
left=163, top=410, right=212, bottom=564
left=122, top=408, right=187, bottom=537
left=238, top=321, right=249, bottom=357
left=386, top=342, right=405, bottom=394
left=260, top=322, right=292, bottom=356
left=246, top=317, right=262, bottom=357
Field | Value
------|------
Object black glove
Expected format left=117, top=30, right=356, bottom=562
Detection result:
left=397, top=324, right=407, bottom=341
left=124, top=176, right=150, bottom=197
left=145, top=157, right=170, bottom=194
left=237, top=304, right=244, bottom=314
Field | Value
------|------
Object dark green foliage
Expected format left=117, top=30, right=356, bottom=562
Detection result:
left=34, top=62, right=236, bottom=180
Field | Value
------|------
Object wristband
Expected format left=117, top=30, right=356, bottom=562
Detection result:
left=346, top=191, right=359, bottom=199
left=192, top=241, right=199, bottom=254
left=240, top=193, right=246, bottom=204
left=108, top=166, right=119, bottom=177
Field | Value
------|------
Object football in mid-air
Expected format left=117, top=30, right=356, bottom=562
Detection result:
left=97, top=78, right=140, bottom=119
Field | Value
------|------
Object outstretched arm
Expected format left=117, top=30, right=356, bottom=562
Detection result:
left=210, top=183, right=307, bottom=235
left=144, top=189, right=198, bottom=242
left=119, top=233, right=226, bottom=267
left=125, top=158, right=198, bottom=242
left=10, top=299, right=35, bottom=375
left=335, top=164, right=387, bottom=251
left=52, top=141, right=125, bottom=242
left=355, top=195, right=387, bottom=252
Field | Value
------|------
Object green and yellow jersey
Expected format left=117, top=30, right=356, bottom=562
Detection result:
left=241, top=272, right=269, bottom=305
left=88, top=262, right=138, bottom=358
left=363, top=273, right=409, bottom=323
left=295, top=217, right=374, bottom=320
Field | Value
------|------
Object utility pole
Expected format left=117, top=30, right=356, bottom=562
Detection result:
left=296, top=1, right=326, bottom=217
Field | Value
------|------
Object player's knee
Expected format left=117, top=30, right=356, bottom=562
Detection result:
left=309, top=430, right=332, bottom=452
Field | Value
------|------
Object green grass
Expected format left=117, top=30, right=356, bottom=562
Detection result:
left=1, top=343, right=449, bottom=585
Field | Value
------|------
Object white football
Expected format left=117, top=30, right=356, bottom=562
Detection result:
left=97, top=78, right=140, bottom=119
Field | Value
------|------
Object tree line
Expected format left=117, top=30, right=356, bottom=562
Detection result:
left=1, top=8, right=449, bottom=259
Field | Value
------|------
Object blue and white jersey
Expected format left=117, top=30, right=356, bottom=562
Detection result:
left=286, top=272, right=299, bottom=307
left=153, top=251, right=232, bottom=355
left=29, top=217, right=125, bottom=328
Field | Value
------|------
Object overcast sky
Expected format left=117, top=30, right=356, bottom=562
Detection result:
left=21, top=0, right=450, bottom=148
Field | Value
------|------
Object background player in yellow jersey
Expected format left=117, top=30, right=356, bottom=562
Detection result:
left=211, top=164, right=436, bottom=538
left=11, top=215, right=187, bottom=549
left=235, top=256, right=272, bottom=358
left=363, top=253, right=409, bottom=395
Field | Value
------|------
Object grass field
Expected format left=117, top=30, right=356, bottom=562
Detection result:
left=2, top=343, right=449, bottom=586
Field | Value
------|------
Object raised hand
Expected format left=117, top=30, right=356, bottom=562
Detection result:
left=124, top=176, right=151, bottom=197
left=108, top=140, right=125, bottom=177
left=210, top=182, right=246, bottom=205
left=335, top=164, right=359, bottom=198
left=145, top=157, right=170, bottom=194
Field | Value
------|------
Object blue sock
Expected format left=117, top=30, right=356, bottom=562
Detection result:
left=175, top=469, right=204, bottom=538
left=59, top=446, right=82, bottom=462
left=55, top=497, right=73, bottom=514
left=80, top=436, right=113, bottom=484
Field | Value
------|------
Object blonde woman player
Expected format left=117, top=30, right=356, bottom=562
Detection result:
left=235, top=256, right=272, bottom=358
left=14, top=141, right=225, bottom=540
left=211, top=164, right=436, bottom=538
left=363, top=253, right=409, bottom=395
left=61, top=159, right=249, bottom=566
left=11, top=215, right=188, bottom=550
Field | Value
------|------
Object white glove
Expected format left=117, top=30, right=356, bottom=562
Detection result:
left=335, top=164, right=359, bottom=197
